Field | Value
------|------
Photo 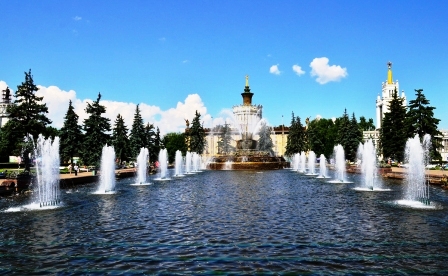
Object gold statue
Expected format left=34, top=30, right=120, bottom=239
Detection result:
left=245, top=75, right=249, bottom=87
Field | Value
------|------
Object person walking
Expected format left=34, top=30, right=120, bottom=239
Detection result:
left=74, top=164, right=79, bottom=176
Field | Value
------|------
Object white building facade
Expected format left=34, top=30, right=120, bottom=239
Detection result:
left=0, top=87, right=13, bottom=128
left=375, top=61, right=406, bottom=129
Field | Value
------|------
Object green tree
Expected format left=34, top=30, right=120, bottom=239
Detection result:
left=59, top=100, right=82, bottom=165
left=154, top=126, right=162, bottom=158
left=285, top=112, right=307, bottom=156
left=217, top=123, right=234, bottom=154
left=307, top=117, right=338, bottom=158
left=336, top=109, right=350, bottom=147
left=143, top=123, right=157, bottom=162
left=1, top=69, right=52, bottom=170
left=80, top=93, right=111, bottom=166
left=162, top=132, right=187, bottom=163
left=405, top=89, right=442, bottom=161
left=188, top=111, right=206, bottom=154
left=346, top=113, right=363, bottom=161
left=46, top=126, right=60, bottom=140
left=358, top=116, right=375, bottom=131
left=129, top=104, right=146, bottom=158
left=257, top=120, right=274, bottom=155
left=111, top=114, right=130, bottom=163
left=335, top=109, right=363, bottom=161
left=380, top=88, right=407, bottom=162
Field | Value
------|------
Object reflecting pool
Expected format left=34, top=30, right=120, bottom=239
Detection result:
left=1, top=170, right=448, bottom=274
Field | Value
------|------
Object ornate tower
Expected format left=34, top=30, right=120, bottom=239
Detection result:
left=375, top=62, right=406, bottom=129
left=232, top=76, right=263, bottom=150
left=0, top=87, right=12, bottom=128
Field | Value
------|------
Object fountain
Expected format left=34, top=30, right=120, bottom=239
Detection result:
left=96, top=145, right=116, bottom=194
left=299, top=151, right=307, bottom=173
left=316, top=154, right=329, bottom=178
left=397, top=134, right=434, bottom=208
left=155, top=148, right=170, bottom=180
left=306, top=151, right=317, bottom=175
left=35, top=135, right=61, bottom=207
left=132, top=147, right=150, bottom=185
left=207, top=76, right=289, bottom=170
left=185, top=151, right=193, bottom=174
left=174, top=150, right=184, bottom=177
left=291, top=152, right=300, bottom=171
left=328, top=144, right=352, bottom=183
left=353, top=140, right=389, bottom=191
left=4, top=135, right=61, bottom=211
left=192, top=152, right=201, bottom=172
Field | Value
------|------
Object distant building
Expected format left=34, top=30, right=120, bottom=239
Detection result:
left=0, top=87, right=13, bottom=128
left=203, top=77, right=289, bottom=157
left=364, top=62, right=448, bottom=162
left=375, top=61, right=406, bottom=129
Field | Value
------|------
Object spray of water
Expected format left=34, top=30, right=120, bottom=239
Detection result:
left=318, top=154, right=328, bottom=178
left=174, top=150, right=183, bottom=176
left=158, top=148, right=168, bottom=179
left=98, top=145, right=116, bottom=193
left=404, top=134, right=431, bottom=205
left=35, top=134, right=61, bottom=207
left=136, top=147, right=149, bottom=184
left=307, top=151, right=316, bottom=175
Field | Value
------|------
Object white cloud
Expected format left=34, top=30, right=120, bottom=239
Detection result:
left=292, top=64, right=305, bottom=76
left=0, top=81, right=9, bottom=92
left=211, top=109, right=236, bottom=127
left=269, top=64, right=281, bottom=75
left=182, top=60, right=189, bottom=63
left=309, top=57, right=347, bottom=84
left=73, top=16, right=82, bottom=21
left=36, top=85, right=79, bottom=127
left=1, top=81, right=229, bottom=137
left=32, top=84, right=210, bottom=136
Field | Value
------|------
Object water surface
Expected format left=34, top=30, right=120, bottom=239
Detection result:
left=1, top=170, right=448, bottom=274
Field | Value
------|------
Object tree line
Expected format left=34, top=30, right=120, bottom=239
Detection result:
left=285, top=88, right=442, bottom=163
left=0, top=70, right=207, bottom=169
left=1, top=70, right=441, bottom=167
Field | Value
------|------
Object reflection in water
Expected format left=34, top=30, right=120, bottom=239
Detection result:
left=1, top=171, right=448, bottom=274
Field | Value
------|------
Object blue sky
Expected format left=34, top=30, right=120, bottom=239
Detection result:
left=1, top=0, right=447, bottom=134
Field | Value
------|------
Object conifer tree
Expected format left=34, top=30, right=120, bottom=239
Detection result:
left=217, top=123, right=234, bottom=154
left=144, top=123, right=157, bottom=162
left=380, top=88, right=407, bottom=162
left=112, top=114, right=130, bottom=163
left=405, top=89, right=442, bottom=160
left=1, top=69, right=52, bottom=170
left=152, top=126, right=162, bottom=160
left=346, top=113, right=363, bottom=161
left=188, top=111, right=206, bottom=154
left=285, top=112, right=307, bottom=156
left=336, top=109, right=350, bottom=148
left=129, top=104, right=146, bottom=158
left=257, top=121, right=274, bottom=155
left=80, top=93, right=111, bottom=166
left=59, top=100, right=83, bottom=165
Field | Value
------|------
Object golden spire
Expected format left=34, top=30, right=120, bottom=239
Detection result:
left=387, top=61, right=393, bottom=84
left=245, top=75, right=249, bottom=86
